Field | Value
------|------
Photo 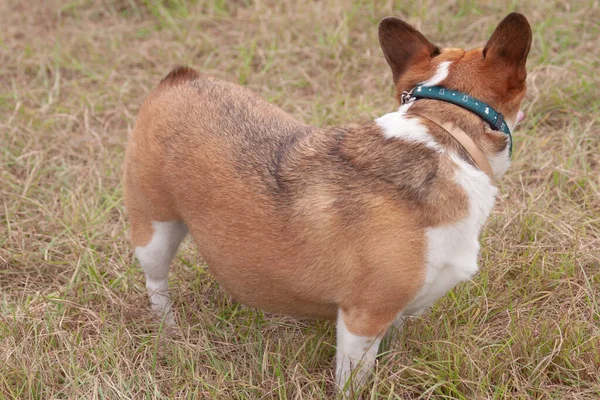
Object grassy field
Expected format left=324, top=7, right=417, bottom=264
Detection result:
left=1, top=0, right=599, bottom=398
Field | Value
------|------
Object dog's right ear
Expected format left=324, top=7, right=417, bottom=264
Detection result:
left=378, top=17, right=440, bottom=85
left=483, top=13, right=532, bottom=87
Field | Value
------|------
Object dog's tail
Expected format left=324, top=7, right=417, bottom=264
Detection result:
left=159, top=66, right=200, bottom=88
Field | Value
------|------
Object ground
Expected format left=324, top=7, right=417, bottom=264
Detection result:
left=1, top=0, right=599, bottom=399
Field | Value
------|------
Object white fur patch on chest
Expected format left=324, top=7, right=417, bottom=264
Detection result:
left=404, top=156, right=498, bottom=315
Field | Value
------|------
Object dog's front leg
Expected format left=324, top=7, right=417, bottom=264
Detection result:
left=335, top=309, right=391, bottom=395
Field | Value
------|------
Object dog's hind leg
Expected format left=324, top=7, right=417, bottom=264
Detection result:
left=130, top=217, right=188, bottom=325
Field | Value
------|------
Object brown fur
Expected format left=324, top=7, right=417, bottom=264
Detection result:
left=124, top=14, right=531, bottom=337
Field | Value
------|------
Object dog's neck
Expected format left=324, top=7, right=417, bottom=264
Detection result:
left=412, top=112, right=495, bottom=178
left=402, top=100, right=511, bottom=179
left=407, top=85, right=513, bottom=155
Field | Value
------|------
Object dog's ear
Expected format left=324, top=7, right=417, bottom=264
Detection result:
left=483, top=13, right=532, bottom=84
left=378, top=17, right=440, bottom=85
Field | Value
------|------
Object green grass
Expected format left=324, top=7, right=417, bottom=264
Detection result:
left=1, top=0, right=599, bottom=398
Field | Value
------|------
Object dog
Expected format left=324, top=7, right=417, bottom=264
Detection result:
left=123, top=12, right=531, bottom=393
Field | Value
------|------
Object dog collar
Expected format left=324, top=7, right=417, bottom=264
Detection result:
left=402, top=85, right=513, bottom=156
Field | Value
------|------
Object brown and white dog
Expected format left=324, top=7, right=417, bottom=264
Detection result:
left=123, top=13, right=531, bottom=392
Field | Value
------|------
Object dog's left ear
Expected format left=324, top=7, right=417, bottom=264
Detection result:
left=379, top=17, right=440, bottom=85
left=483, top=13, right=532, bottom=84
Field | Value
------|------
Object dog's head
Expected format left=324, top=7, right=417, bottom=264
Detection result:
left=379, top=13, right=532, bottom=131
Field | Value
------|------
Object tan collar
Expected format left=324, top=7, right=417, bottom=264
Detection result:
left=416, top=114, right=494, bottom=179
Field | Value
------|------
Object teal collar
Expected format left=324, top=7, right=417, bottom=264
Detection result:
left=402, top=85, right=513, bottom=156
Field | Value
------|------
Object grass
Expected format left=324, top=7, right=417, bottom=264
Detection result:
left=1, top=0, right=599, bottom=398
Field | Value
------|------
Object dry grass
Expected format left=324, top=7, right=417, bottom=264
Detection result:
left=1, top=0, right=599, bottom=398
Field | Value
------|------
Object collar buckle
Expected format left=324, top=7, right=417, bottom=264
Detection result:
left=400, top=89, right=414, bottom=105
left=492, top=112, right=505, bottom=131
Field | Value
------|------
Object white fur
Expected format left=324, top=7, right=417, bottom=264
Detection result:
left=488, top=142, right=511, bottom=179
left=375, top=102, right=441, bottom=151
left=421, top=61, right=452, bottom=87
left=135, top=220, right=188, bottom=325
left=335, top=311, right=382, bottom=392
left=403, top=156, right=498, bottom=316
